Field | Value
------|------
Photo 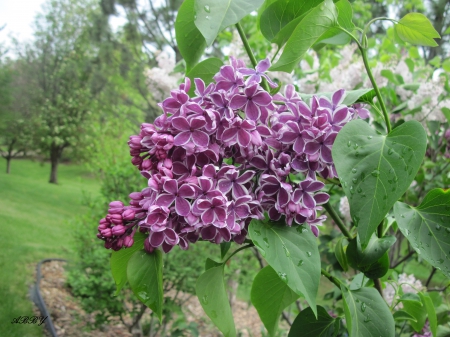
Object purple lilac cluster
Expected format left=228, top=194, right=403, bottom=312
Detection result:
left=97, top=57, right=367, bottom=253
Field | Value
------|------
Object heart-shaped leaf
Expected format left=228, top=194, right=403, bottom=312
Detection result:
left=175, top=0, right=207, bottom=71
left=196, top=265, right=236, bottom=337
left=194, top=0, right=265, bottom=46
left=361, top=252, right=389, bottom=280
left=394, top=188, right=450, bottom=278
left=249, top=220, right=320, bottom=316
left=288, top=305, right=340, bottom=337
left=127, top=250, right=163, bottom=321
left=341, top=286, right=395, bottom=337
left=251, top=266, right=299, bottom=336
left=270, top=0, right=338, bottom=72
left=332, top=119, right=427, bottom=247
left=394, top=13, right=440, bottom=47
left=110, top=232, right=146, bottom=295
left=260, top=0, right=323, bottom=44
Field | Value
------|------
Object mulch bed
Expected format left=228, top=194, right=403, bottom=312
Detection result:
left=34, top=260, right=265, bottom=337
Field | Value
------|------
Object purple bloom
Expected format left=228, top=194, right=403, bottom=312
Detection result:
left=155, top=179, right=195, bottom=216
left=229, top=83, right=272, bottom=120
left=196, top=196, right=228, bottom=227
left=292, top=180, right=325, bottom=209
left=218, top=169, right=255, bottom=199
left=221, top=118, right=256, bottom=147
left=238, top=58, right=278, bottom=88
left=172, top=116, right=210, bottom=148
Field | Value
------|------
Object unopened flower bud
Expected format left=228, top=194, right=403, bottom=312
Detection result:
left=141, top=159, right=152, bottom=170
left=101, top=228, right=112, bottom=238
left=112, top=225, right=126, bottom=236
left=108, top=207, right=123, bottom=214
left=131, top=156, right=143, bottom=166
left=110, top=214, right=123, bottom=225
left=98, top=223, right=109, bottom=231
left=123, top=236, right=134, bottom=248
left=104, top=240, right=113, bottom=249
left=99, top=218, right=109, bottom=226
left=129, top=192, right=143, bottom=200
left=122, top=209, right=135, bottom=221
left=109, top=201, right=124, bottom=209
left=144, top=239, right=155, bottom=253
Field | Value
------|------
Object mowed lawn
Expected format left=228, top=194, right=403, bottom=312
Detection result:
left=0, top=159, right=100, bottom=337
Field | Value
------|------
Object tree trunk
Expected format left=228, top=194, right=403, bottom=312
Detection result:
left=6, top=157, right=11, bottom=174
left=49, top=144, right=62, bottom=184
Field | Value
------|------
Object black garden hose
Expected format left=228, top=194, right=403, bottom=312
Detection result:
left=30, top=258, right=67, bottom=337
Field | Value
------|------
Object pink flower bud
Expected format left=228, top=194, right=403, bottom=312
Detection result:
left=122, top=209, right=135, bottom=221
left=141, top=159, right=152, bottom=170
left=131, top=156, right=143, bottom=166
left=101, top=228, right=112, bottom=237
left=108, top=207, right=123, bottom=214
left=99, top=218, right=109, bottom=226
left=129, top=192, right=143, bottom=200
left=112, top=225, right=126, bottom=236
left=123, top=236, right=134, bottom=248
left=110, top=214, right=123, bottom=225
left=109, top=201, right=124, bottom=209
left=98, top=223, right=109, bottom=231
left=104, top=240, right=113, bottom=249
left=144, top=239, right=155, bottom=253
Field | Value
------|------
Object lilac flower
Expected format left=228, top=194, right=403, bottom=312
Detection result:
left=218, top=169, right=255, bottom=199
left=221, top=118, right=256, bottom=147
left=292, top=180, right=325, bottom=209
left=214, top=65, right=244, bottom=91
left=229, top=83, right=272, bottom=120
left=172, top=116, right=210, bottom=148
left=238, top=58, right=278, bottom=88
left=155, top=179, right=195, bottom=216
left=196, top=196, right=228, bottom=227
left=303, top=130, right=337, bottom=164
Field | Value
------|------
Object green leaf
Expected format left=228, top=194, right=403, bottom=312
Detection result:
left=394, top=13, right=440, bottom=47
left=194, top=0, right=265, bottom=46
left=315, top=0, right=355, bottom=47
left=443, top=59, right=450, bottom=72
left=393, top=310, right=417, bottom=322
left=249, top=220, right=320, bottom=315
left=346, top=234, right=396, bottom=268
left=127, top=250, right=163, bottom=321
left=341, top=286, right=395, bottom=337
left=401, top=295, right=427, bottom=332
left=442, top=107, right=450, bottom=122
left=186, top=57, right=223, bottom=96
left=205, top=258, right=222, bottom=270
left=196, top=265, right=236, bottom=337
left=381, top=69, right=400, bottom=85
left=251, top=266, right=299, bottom=336
left=175, top=0, right=207, bottom=71
left=220, top=241, right=232, bottom=259
left=362, top=252, right=389, bottom=280
left=288, top=305, right=339, bottom=337
left=394, top=188, right=450, bottom=278
left=260, top=0, right=323, bottom=43
left=335, top=237, right=349, bottom=271
left=420, top=292, right=437, bottom=337
left=110, top=232, right=146, bottom=295
left=332, top=120, right=427, bottom=247
left=270, top=0, right=338, bottom=72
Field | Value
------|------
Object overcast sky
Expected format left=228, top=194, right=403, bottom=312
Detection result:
left=0, top=0, right=47, bottom=46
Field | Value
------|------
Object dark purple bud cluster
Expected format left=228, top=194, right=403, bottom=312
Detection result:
left=97, top=57, right=366, bottom=253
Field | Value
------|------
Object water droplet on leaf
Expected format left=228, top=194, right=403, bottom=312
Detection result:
left=204, top=5, right=210, bottom=12
left=263, top=237, right=269, bottom=247
left=278, top=272, right=288, bottom=283
left=306, top=251, right=312, bottom=257
left=371, top=170, right=380, bottom=177
left=361, top=302, right=366, bottom=312
left=352, top=168, right=357, bottom=174
left=297, top=260, right=304, bottom=266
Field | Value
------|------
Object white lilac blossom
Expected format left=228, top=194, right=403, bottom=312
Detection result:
left=339, top=196, right=352, bottom=224
left=97, top=57, right=367, bottom=253
left=383, top=273, right=425, bottom=308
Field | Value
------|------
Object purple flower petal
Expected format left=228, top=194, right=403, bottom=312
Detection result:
left=155, top=193, right=176, bottom=207
left=237, top=129, right=251, bottom=147
left=192, top=130, right=210, bottom=147
left=302, top=192, right=316, bottom=209
left=245, top=100, right=260, bottom=120
left=304, top=141, right=321, bottom=155
left=252, top=91, right=272, bottom=106
left=172, top=117, right=190, bottom=131
left=202, top=208, right=215, bottom=224
left=229, top=94, right=248, bottom=109
left=314, top=193, right=330, bottom=205
left=174, top=131, right=191, bottom=146
left=149, top=231, right=165, bottom=247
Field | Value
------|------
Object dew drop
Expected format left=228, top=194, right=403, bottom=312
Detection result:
left=364, top=315, right=371, bottom=323
left=306, top=251, right=312, bottom=257
left=393, top=141, right=397, bottom=145
left=343, top=181, right=348, bottom=187
left=355, top=151, right=360, bottom=157
left=205, top=15, right=210, bottom=20
left=404, top=165, right=409, bottom=172
left=203, top=5, right=210, bottom=12
left=211, top=310, right=217, bottom=318
left=402, top=147, right=408, bottom=154
left=367, top=136, right=373, bottom=139
left=428, top=231, right=432, bottom=236
left=371, top=170, right=380, bottom=177
left=347, top=141, right=351, bottom=147
left=138, top=291, right=149, bottom=300
left=436, top=225, right=441, bottom=231
left=194, top=14, right=197, bottom=20
left=352, top=178, right=358, bottom=184
left=446, top=228, right=450, bottom=234
left=360, top=172, right=366, bottom=180
left=361, top=302, right=367, bottom=312
left=388, top=148, right=394, bottom=155
left=352, top=168, right=357, bottom=174
left=438, top=258, right=444, bottom=264
left=278, top=272, right=288, bottom=283
left=263, top=237, right=269, bottom=247
left=202, top=295, right=209, bottom=305
left=254, top=229, right=261, bottom=236
left=283, top=245, right=290, bottom=257
left=297, top=260, right=304, bottom=266
left=353, top=143, right=358, bottom=150
left=349, top=186, right=355, bottom=194
left=405, top=229, right=410, bottom=236
left=357, top=187, right=362, bottom=193
left=401, top=214, right=405, bottom=218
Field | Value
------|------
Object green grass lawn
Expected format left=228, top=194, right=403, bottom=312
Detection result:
left=0, top=159, right=100, bottom=337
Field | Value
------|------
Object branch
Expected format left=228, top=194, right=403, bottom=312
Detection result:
left=323, top=202, right=352, bottom=239
left=391, top=250, right=415, bottom=269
